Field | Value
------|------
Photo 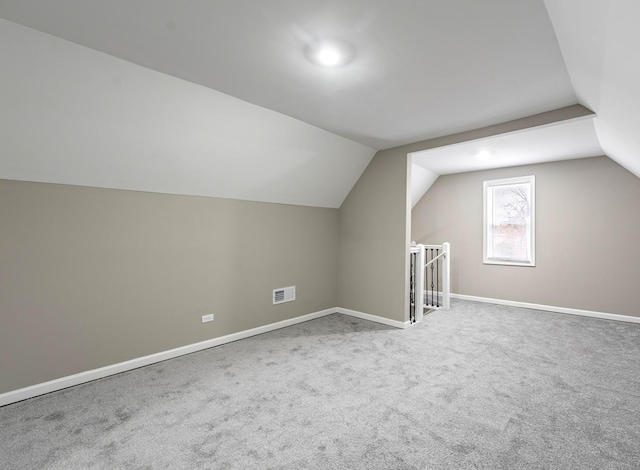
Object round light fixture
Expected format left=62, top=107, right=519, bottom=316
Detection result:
left=476, top=149, right=492, bottom=160
left=315, top=46, right=342, bottom=67
left=305, top=39, right=353, bottom=68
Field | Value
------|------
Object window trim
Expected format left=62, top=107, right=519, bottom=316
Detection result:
left=483, top=175, right=536, bottom=267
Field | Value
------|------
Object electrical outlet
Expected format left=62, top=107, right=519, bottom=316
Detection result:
left=201, top=314, right=214, bottom=323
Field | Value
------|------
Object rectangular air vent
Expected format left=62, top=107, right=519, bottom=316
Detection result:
left=273, top=286, right=295, bottom=305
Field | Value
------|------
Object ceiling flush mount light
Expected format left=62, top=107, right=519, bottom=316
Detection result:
left=305, top=39, right=353, bottom=68
left=316, top=46, right=342, bottom=67
left=476, top=149, right=492, bottom=160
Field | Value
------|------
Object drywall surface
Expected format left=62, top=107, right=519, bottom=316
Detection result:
left=0, top=18, right=374, bottom=208
left=338, top=150, right=411, bottom=322
left=0, top=180, right=339, bottom=394
left=412, top=156, right=640, bottom=317
left=545, top=0, right=640, bottom=179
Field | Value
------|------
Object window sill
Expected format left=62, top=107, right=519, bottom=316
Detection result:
left=483, top=259, right=536, bottom=267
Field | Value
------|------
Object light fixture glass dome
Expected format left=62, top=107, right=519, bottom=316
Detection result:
left=315, top=47, right=342, bottom=67
left=305, top=39, right=353, bottom=68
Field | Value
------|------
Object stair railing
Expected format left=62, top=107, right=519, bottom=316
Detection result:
left=409, top=242, right=450, bottom=323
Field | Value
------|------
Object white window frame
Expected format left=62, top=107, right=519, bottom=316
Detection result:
left=483, top=175, right=535, bottom=267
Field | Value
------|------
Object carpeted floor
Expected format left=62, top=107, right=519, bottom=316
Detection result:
left=1, top=299, right=640, bottom=469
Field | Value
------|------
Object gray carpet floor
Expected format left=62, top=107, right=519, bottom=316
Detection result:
left=1, top=299, right=640, bottom=469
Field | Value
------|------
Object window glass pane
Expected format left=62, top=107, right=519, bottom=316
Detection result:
left=483, top=175, right=535, bottom=266
left=490, top=183, right=529, bottom=261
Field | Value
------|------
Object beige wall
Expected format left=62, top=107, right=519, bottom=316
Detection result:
left=412, top=156, right=640, bottom=317
left=338, top=150, right=411, bottom=323
left=0, top=180, right=339, bottom=394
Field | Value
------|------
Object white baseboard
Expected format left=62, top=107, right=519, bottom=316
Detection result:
left=11, top=296, right=623, bottom=407
left=0, top=306, right=411, bottom=407
left=5, top=295, right=632, bottom=408
left=451, top=293, right=640, bottom=324
left=0, top=307, right=336, bottom=407
left=337, top=307, right=410, bottom=329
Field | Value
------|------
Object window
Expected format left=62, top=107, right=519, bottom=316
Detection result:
left=483, top=175, right=535, bottom=266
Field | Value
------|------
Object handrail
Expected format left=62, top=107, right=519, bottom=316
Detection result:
left=409, top=242, right=451, bottom=321
left=424, top=251, right=445, bottom=269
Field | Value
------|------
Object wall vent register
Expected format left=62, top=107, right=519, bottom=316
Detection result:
left=273, top=286, right=295, bottom=305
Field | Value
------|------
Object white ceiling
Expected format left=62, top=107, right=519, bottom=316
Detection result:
left=0, top=1, right=638, bottom=208
left=412, top=116, right=603, bottom=176
left=409, top=115, right=604, bottom=206
left=0, top=0, right=577, bottom=150
left=543, top=0, right=640, bottom=180
left=0, top=18, right=374, bottom=208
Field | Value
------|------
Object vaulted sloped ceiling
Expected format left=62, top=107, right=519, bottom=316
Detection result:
left=0, top=1, right=638, bottom=209
left=0, top=18, right=375, bottom=208
left=544, top=0, right=640, bottom=179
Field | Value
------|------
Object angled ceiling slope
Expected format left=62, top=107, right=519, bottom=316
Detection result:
left=0, top=18, right=375, bottom=208
left=5, top=2, right=632, bottom=209
left=410, top=105, right=603, bottom=207
left=0, top=0, right=577, bottom=150
left=544, top=0, right=640, bottom=179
